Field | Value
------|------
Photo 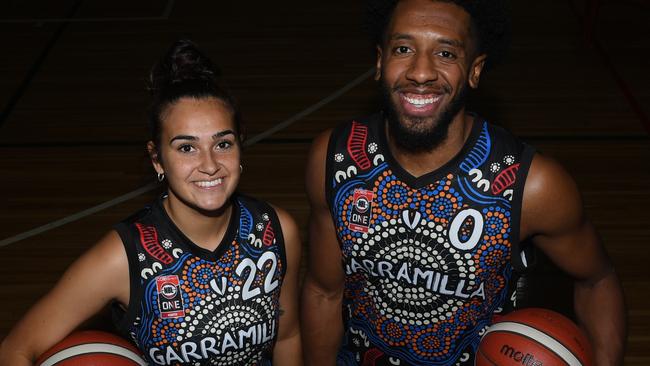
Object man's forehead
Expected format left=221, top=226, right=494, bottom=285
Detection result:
left=386, top=0, right=473, bottom=42
left=391, top=0, right=472, bottom=30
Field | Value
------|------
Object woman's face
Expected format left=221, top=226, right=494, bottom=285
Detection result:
left=150, top=97, right=241, bottom=214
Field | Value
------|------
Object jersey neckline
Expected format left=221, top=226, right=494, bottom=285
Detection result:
left=377, top=112, right=483, bottom=188
left=154, top=193, right=240, bottom=261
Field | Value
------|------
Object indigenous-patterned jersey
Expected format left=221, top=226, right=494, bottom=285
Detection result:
left=113, top=194, right=286, bottom=366
left=326, top=114, right=535, bottom=365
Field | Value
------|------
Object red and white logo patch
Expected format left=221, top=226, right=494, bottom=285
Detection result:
left=349, top=189, right=374, bottom=233
left=156, top=275, right=185, bottom=319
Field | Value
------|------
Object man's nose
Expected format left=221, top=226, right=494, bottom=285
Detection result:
left=405, top=53, right=438, bottom=85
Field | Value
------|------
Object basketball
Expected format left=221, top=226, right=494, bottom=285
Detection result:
left=35, top=330, right=147, bottom=366
left=476, top=308, right=593, bottom=366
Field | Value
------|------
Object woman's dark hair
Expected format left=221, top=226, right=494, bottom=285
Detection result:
left=364, top=0, right=511, bottom=70
left=147, top=39, right=242, bottom=148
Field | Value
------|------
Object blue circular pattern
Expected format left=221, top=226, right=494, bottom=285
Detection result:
left=386, top=185, right=409, bottom=205
left=153, top=318, right=179, bottom=344
left=186, top=261, right=213, bottom=294
left=411, top=326, right=448, bottom=359
left=485, top=216, right=505, bottom=236
left=432, top=197, right=455, bottom=219
left=380, top=318, right=408, bottom=343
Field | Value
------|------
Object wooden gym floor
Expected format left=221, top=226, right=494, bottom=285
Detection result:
left=0, top=0, right=648, bottom=364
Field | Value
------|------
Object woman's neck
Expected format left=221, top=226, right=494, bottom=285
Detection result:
left=162, top=194, right=233, bottom=251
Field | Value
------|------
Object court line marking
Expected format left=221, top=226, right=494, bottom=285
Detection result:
left=0, top=0, right=174, bottom=23
left=0, top=67, right=375, bottom=248
left=566, top=0, right=650, bottom=134
left=1, top=132, right=648, bottom=148
left=0, top=133, right=650, bottom=149
left=0, top=0, right=84, bottom=128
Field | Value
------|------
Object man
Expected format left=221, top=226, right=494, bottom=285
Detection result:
left=301, top=0, right=626, bottom=365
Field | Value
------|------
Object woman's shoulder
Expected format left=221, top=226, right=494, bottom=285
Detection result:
left=235, top=194, right=298, bottom=239
left=234, top=193, right=276, bottom=216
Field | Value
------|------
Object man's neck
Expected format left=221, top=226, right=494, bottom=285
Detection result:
left=386, top=111, right=475, bottom=178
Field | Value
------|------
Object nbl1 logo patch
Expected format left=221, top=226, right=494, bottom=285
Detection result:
left=156, top=275, right=185, bottom=319
left=349, top=189, right=374, bottom=233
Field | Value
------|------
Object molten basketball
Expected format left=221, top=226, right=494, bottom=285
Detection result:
left=476, top=308, right=593, bottom=366
left=35, top=330, right=147, bottom=366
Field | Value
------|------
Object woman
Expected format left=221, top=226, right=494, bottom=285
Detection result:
left=0, top=40, right=302, bottom=365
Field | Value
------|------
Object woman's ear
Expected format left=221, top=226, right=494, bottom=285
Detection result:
left=147, top=141, right=164, bottom=174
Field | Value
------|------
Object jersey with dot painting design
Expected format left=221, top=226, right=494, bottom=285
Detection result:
left=325, top=113, right=535, bottom=365
left=113, top=193, right=286, bottom=366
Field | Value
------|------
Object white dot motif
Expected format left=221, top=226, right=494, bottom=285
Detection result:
left=335, top=153, right=345, bottom=163
left=503, top=155, right=515, bottom=165
left=161, top=239, right=173, bottom=249
left=368, top=142, right=378, bottom=154
left=138, top=253, right=146, bottom=262
left=490, top=162, right=501, bottom=173
left=256, top=223, right=264, bottom=231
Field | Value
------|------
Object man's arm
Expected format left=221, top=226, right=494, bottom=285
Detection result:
left=521, top=154, right=626, bottom=366
left=300, top=129, right=346, bottom=366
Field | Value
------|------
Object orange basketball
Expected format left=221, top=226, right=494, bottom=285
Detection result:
left=35, top=330, right=147, bottom=366
left=476, top=308, right=593, bottom=366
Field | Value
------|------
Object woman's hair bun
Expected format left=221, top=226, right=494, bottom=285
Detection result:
left=148, top=39, right=221, bottom=95
left=147, top=39, right=242, bottom=146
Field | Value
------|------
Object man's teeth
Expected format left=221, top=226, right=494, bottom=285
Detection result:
left=405, top=95, right=441, bottom=106
left=195, top=179, right=222, bottom=188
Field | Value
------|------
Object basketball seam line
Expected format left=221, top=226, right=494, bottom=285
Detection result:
left=483, top=329, right=570, bottom=366
left=483, top=321, right=583, bottom=366
left=38, top=343, right=147, bottom=366
left=492, top=319, right=580, bottom=363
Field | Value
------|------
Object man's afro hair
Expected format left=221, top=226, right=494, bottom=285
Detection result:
left=364, top=0, right=511, bottom=70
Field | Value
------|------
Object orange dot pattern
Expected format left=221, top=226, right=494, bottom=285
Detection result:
left=126, top=197, right=286, bottom=366
left=326, top=118, right=528, bottom=365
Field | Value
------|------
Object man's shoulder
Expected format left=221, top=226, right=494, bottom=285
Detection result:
left=478, top=117, right=522, bottom=143
left=471, top=116, right=534, bottom=159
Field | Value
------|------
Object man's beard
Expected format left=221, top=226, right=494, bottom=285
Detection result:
left=381, top=78, right=468, bottom=153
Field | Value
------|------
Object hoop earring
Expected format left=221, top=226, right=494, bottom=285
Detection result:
left=157, top=173, right=165, bottom=182
left=239, top=164, right=243, bottom=173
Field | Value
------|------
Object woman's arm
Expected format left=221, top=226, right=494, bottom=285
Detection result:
left=271, top=207, right=303, bottom=366
left=0, top=231, right=130, bottom=366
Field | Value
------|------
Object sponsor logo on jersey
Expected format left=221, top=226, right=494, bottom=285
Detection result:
left=349, top=189, right=374, bottom=233
left=156, top=275, right=185, bottom=319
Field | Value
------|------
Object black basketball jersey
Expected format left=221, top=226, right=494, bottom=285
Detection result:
left=113, top=194, right=286, bottom=366
left=325, top=114, right=535, bottom=365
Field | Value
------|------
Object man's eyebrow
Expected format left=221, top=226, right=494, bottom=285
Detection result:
left=438, top=37, right=464, bottom=48
left=388, top=33, right=415, bottom=41
left=388, top=33, right=464, bottom=48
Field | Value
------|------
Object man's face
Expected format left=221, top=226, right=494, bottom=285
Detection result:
left=376, top=0, right=485, bottom=152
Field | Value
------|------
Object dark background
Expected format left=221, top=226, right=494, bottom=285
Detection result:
left=0, top=0, right=648, bottom=363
